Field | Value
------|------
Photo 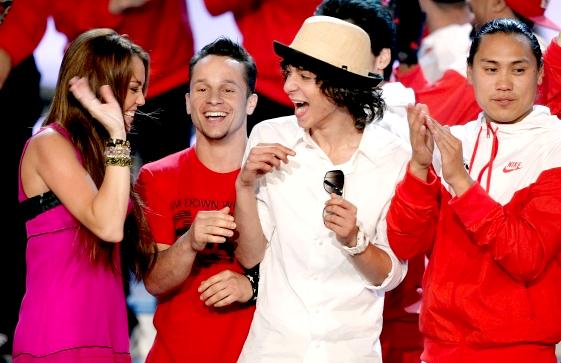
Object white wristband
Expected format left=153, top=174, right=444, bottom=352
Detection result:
left=342, top=228, right=369, bottom=256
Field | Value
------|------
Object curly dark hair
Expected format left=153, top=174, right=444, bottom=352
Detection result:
left=281, top=60, right=385, bottom=130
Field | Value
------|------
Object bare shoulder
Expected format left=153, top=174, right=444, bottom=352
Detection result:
left=22, top=127, right=83, bottom=196
left=26, top=127, right=77, bottom=164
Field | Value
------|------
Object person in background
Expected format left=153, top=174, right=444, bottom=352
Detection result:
left=235, top=16, right=408, bottom=362
left=136, top=37, right=258, bottom=363
left=0, top=0, right=195, bottom=165
left=395, top=0, right=481, bottom=126
left=416, top=0, right=473, bottom=85
left=13, top=28, right=156, bottom=363
left=388, top=18, right=561, bottom=363
left=390, top=0, right=425, bottom=77
left=203, top=0, right=321, bottom=134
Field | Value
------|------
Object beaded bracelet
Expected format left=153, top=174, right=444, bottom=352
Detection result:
left=105, top=138, right=130, bottom=148
left=104, top=145, right=131, bottom=158
left=104, top=138, right=132, bottom=167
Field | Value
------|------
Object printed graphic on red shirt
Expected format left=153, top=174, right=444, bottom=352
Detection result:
left=172, top=198, right=237, bottom=267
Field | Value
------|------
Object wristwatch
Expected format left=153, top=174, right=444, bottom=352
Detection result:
left=342, top=228, right=369, bottom=256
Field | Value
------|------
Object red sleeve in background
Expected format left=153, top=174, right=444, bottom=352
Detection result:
left=415, top=70, right=481, bottom=126
left=395, top=64, right=429, bottom=91
left=0, top=0, right=51, bottom=66
left=396, top=65, right=481, bottom=126
left=537, top=38, right=561, bottom=119
left=203, top=0, right=261, bottom=17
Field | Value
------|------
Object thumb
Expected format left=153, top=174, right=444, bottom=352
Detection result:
left=99, top=84, right=118, bottom=104
left=219, top=206, right=231, bottom=214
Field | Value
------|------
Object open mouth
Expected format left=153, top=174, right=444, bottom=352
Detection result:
left=124, top=111, right=135, bottom=131
left=204, top=111, right=227, bottom=120
left=293, top=101, right=309, bottom=118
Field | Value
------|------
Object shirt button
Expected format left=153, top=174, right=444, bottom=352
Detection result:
left=318, top=240, right=324, bottom=246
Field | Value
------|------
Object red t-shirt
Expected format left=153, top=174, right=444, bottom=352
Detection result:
left=136, top=147, right=254, bottom=363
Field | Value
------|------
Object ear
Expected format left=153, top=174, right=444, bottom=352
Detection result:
left=374, top=48, right=392, bottom=73
left=537, top=65, right=544, bottom=86
left=185, top=92, right=191, bottom=115
left=466, top=65, right=474, bottom=85
left=246, top=93, right=258, bottom=115
left=491, top=0, right=509, bottom=15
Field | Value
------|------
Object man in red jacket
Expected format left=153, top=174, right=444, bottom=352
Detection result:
left=387, top=18, right=561, bottom=363
left=397, top=0, right=561, bottom=123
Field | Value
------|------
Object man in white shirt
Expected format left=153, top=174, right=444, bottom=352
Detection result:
left=234, top=15, right=408, bottom=362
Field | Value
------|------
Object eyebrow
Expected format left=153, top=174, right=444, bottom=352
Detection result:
left=129, top=77, right=143, bottom=86
left=192, top=79, right=241, bottom=87
left=479, top=58, right=531, bottom=66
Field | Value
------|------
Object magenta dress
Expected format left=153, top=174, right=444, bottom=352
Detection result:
left=13, top=124, right=131, bottom=363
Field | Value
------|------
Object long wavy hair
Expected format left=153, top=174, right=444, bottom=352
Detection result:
left=44, top=28, right=156, bottom=280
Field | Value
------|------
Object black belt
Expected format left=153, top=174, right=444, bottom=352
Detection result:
left=20, top=191, right=62, bottom=222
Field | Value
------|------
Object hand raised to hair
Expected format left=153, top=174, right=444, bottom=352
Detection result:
left=68, top=76, right=126, bottom=140
left=425, top=118, right=473, bottom=196
left=187, top=206, right=236, bottom=252
left=237, top=143, right=295, bottom=189
left=407, top=103, right=434, bottom=180
left=198, top=270, right=253, bottom=307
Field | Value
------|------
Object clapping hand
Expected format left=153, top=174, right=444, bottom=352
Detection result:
left=425, top=116, right=473, bottom=196
left=407, top=103, right=434, bottom=181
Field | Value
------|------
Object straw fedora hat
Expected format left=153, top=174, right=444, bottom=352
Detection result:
left=273, top=15, right=382, bottom=87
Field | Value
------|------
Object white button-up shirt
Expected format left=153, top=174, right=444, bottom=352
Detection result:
left=238, top=116, right=409, bottom=363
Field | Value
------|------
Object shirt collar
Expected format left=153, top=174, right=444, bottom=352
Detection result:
left=288, top=120, right=400, bottom=168
left=356, top=122, right=400, bottom=166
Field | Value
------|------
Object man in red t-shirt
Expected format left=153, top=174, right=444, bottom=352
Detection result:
left=135, top=37, right=258, bottom=363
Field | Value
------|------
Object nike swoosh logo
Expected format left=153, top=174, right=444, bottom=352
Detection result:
left=503, top=166, right=521, bottom=173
